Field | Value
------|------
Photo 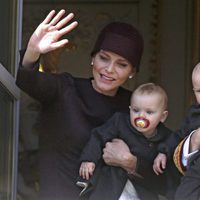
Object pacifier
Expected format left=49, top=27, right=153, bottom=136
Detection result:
left=134, top=117, right=150, bottom=128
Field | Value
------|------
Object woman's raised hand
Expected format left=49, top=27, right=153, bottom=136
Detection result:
left=27, top=9, right=78, bottom=54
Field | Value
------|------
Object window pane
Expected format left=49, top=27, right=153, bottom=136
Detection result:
left=0, top=86, right=13, bottom=200
left=0, top=0, right=15, bottom=73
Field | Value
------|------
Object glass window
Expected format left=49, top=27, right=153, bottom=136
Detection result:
left=0, top=0, right=20, bottom=74
left=0, top=0, right=13, bottom=72
left=0, top=86, right=13, bottom=199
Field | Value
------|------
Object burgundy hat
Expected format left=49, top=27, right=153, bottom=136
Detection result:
left=91, top=22, right=144, bottom=72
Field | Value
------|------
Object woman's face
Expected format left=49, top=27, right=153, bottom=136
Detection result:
left=92, top=50, right=135, bottom=96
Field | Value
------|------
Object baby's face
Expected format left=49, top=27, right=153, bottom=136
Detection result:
left=129, top=93, right=167, bottom=138
left=192, top=73, right=200, bottom=104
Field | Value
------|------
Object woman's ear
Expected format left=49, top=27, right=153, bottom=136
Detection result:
left=160, top=110, right=168, bottom=123
left=129, top=68, right=136, bottom=79
left=91, top=58, right=94, bottom=66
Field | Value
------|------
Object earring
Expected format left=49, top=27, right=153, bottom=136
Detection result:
left=129, top=75, right=133, bottom=79
left=91, top=61, right=94, bottom=66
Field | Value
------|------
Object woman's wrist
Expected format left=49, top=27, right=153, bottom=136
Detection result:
left=121, top=152, right=137, bottom=174
left=22, top=47, right=41, bottom=68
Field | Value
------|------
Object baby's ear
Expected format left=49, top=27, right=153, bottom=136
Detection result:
left=160, top=110, right=168, bottom=123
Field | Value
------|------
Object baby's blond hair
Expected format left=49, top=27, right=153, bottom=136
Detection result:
left=131, top=83, right=168, bottom=109
left=192, top=63, right=200, bottom=80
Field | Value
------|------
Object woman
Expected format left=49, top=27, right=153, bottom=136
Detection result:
left=16, top=9, right=145, bottom=200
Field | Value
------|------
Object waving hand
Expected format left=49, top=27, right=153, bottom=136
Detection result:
left=23, top=10, right=78, bottom=67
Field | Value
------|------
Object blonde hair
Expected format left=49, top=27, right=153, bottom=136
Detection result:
left=192, top=63, right=200, bottom=80
left=131, top=82, right=168, bottom=109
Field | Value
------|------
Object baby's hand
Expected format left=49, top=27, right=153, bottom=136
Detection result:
left=79, top=162, right=95, bottom=180
left=153, top=153, right=167, bottom=175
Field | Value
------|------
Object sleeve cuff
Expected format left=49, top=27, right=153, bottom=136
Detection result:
left=182, top=130, right=199, bottom=165
left=173, top=130, right=199, bottom=175
left=173, top=139, right=186, bottom=175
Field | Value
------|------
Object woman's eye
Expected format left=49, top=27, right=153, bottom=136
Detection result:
left=99, top=55, right=109, bottom=61
left=147, top=111, right=153, bottom=114
left=118, top=63, right=128, bottom=68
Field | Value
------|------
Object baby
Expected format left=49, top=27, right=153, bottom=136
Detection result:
left=78, top=83, right=178, bottom=200
left=153, top=63, right=200, bottom=175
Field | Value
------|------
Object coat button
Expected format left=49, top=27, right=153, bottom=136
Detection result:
left=149, top=143, right=153, bottom=147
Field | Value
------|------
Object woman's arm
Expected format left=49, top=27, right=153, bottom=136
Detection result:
left=80, top=113, right=121, bottom=164
left=102, top=138, right=159, bottom=178
left=22, top=10, right=78, bottom=69
left=102, top=139, right=137, bottom=174
left=16, top=10, right=78, bottom=103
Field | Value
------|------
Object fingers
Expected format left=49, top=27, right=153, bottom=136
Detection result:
left=42, top=10, right=77, bottom=31
left=42, top=10, right=56, bottom=24
left=45, top=10, right=78, bottom=41
left=157, top=166, right=164, bottom=174
left=85, top=170, right=90, bottom=180
left=153, top=163, right=163, bottom=175
left=153, top=153, right=167, bottom=175
left=79, top=168, right=89, bottom=180
left=153, top=161, right=164, bottom=175
left=59, top=21, right=78, bottom=35
left=161, top=159, right=166, bottom=170
left=50, top=39, right=69, bottom=51
left=42, top=9, right=66, bottom=25
left=79, top=163, right=95, bottom=180
left=49, top=9, right=66, bottom=26
left=102, top=151, right=110, bottom=163
left=55, top=13, right=76, bottom=29
left=83, top=169, right=91, bottom=180
left=153, top=164, right=160, bottom=175
left=153, top=162, right=161, bottom=175
left=79, top=165, right=88, bottom=180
